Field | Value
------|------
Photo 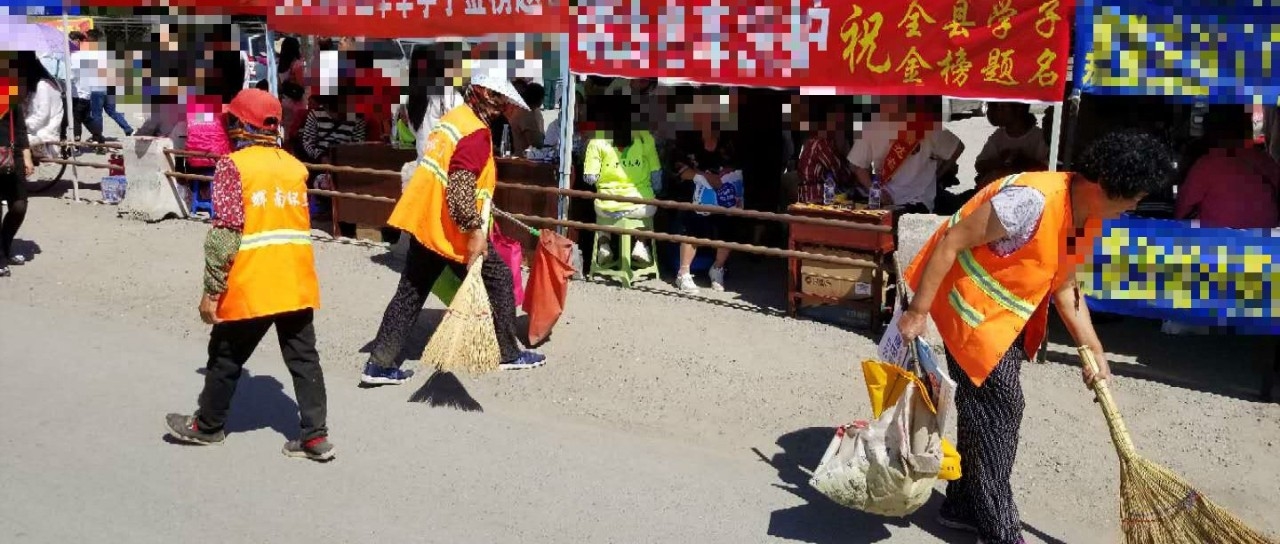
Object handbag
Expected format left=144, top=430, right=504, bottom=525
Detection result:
left=0, top=114, right=15, bottom=174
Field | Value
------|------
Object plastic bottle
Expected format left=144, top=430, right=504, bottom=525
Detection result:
left=822, top=172, right=836, bottom=205
left=867, top=161, right=883, bottom=210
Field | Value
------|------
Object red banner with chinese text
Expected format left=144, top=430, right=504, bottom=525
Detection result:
left=571, top=0, right=1072, bottom=102
left=266, top=0, right=568, bottom=39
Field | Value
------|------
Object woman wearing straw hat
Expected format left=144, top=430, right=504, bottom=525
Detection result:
left=165, top=89, right=334, bottom=462
left=361, top=63, right=547, bottom=386
left=898, top=131, right=1175, bottom=544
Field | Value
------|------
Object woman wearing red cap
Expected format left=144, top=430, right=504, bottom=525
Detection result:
left=165, top=88, right=335, bottom=462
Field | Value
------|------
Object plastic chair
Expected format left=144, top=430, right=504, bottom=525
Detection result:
left=589, top=214, right=659, bottom=288
left=188, top=180, right=216, bottom=218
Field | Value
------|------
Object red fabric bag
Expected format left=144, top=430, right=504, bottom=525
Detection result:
left=523, top=228, right=576, bottom=346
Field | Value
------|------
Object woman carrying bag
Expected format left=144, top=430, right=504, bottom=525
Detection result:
left=898, top=131, right=1175, bottom=544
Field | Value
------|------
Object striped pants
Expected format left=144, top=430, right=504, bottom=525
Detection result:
left=941, top=340, right=1027, bottom=544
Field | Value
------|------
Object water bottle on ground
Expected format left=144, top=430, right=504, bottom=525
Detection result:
left=868, top=162, right=883, bottom=210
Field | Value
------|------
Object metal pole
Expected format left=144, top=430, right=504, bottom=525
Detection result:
left=264, top=26, right=279, bottom=97
left=1047, top=99, right=1065, bottom=172
left=62, top=11, right=78, bottom=202
left=554, top=32, right=575, bottom=234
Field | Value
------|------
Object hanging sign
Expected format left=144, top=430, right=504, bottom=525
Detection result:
left=1073, top=0, right=1280, bottom=106
left=267, top=0, right=568, bottom=39
left=571, top=0, right=1072, bottom=101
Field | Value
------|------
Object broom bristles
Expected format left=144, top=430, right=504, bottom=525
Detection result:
left=1118, top=456, right=1275, bottom=544
left=422, top=259, right=502, bottom=376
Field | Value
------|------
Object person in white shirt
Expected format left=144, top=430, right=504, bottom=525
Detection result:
left=847, top=96, right=964, bottom=213
left=21, top=54, right=65, bottom=160
left=76, top=30, right=133, bottom=137
left=68, top=36, right=105, bottom=145
left=402, top=45, right=465, bottom=158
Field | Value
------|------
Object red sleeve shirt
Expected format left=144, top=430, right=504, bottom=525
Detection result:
left=449, top=128, right=492, bottom=176
left=210, top=157, right=245, bottom=230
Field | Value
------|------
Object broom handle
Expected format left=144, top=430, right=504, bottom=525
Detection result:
left=1077, top=346, right=1138, bottom=458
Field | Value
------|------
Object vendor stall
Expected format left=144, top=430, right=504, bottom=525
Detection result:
left=571, top=0, right=1072, bottom=329
left=1070, top=0, right=1280, bottom=399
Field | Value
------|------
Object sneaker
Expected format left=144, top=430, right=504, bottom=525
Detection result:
left=8, top=255, right=25, bottom=266
left=165, top=413, right=226, bottom=445
left=631, top=242, right=651, bottom=266
left=936, top=514, right=978, bottom=534
left=360, top=362, right=414, bottom=385
left=676, top=273, right=699, bottom=293
left=0, top=265, right=9, bottom=278
left=499, top=351, right=546, bottom=371
left=283, top=436, right=336, bottom=461
left=708, top=266, right=726, bottom=292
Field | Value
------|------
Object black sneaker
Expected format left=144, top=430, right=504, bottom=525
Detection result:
left=0, top=265, right=10, bottom=278
left=283, top=437, right=336, bottom=462
left=165, top=413, right=225, bottom=445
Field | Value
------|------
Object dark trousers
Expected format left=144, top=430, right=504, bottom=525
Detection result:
left=195, top=309, right=328, bottom=442
left=941, top=340, right=1027, bottom=544
left=71, top=98, right=104, bottom=143
left=368, top=236, right=521, bottom=368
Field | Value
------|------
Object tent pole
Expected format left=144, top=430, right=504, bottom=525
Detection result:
left=554, top=32, right=574, bottom=235
left=264, top=26, right=279, bottom=97
left=63, top=11, right=78, bottom=202
left=1047, top=99, right=1065, bottom=172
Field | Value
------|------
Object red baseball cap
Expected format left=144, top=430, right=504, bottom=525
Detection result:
left=226, top=88, right=282, bottom=130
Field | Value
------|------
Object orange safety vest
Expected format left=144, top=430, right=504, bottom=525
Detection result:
left=389, top=104, right=497, bottom=263
left=216, top=146, right=321, bottom=322
left=905, top=172, right=1095, bottom=387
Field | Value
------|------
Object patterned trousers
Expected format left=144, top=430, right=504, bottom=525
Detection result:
left=941, top=339, right=1027, bottom=544
left=368, top=237, right=522, bottom=368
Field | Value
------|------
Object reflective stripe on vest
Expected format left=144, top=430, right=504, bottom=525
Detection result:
left=240, top=229, right=313, bottom=251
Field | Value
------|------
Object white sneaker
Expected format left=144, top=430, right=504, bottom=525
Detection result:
left=708, top=266, right=726, bottom=292
left=631, top=242, right=651, bottom=266
left=676, top=273, right=699, bottom=293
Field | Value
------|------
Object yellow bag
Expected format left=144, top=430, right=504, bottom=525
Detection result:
left=860, top=359, right=960, bottom=481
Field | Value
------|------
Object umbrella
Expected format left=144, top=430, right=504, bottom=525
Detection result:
left=0, top=23, right=71, bottom=56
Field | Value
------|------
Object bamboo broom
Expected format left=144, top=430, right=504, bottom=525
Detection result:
left=421, top=256, right=502, bottom=375
left=421, top=200, right=502, bottom=376
left=1078, top=347, right=1276, bottom=544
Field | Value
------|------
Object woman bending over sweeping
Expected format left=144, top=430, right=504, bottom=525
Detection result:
left=897, top=131, right=1175, bottom=544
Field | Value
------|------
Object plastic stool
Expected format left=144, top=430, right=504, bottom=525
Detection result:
left=188, top=180, right=215, bottom=218
left=589, top=215, right=659, bottom=288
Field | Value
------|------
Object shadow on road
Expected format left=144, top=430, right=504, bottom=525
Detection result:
left=189, top=368, right=299, bottom=439
left=1043, top=315, right=1278, bottom=403
left=757, top=427, right=1068, bottom=544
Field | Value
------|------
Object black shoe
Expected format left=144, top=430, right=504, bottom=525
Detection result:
left=283, top=437, right=336, bottom=462
left=165, top=413, right=225, bottom=445
left=0, top=265, right=10, bottom=278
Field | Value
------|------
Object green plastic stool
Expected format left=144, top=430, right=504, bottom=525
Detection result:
left=589, top=215, right=659, bottom=288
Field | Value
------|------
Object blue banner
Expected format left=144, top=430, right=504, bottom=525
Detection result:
left=1072, top=0, right=1280, bottom=106
left=1081, top=217, right=1280, bottom=334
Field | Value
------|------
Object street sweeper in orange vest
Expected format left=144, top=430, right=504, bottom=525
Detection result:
left=165, top=88, right=334, bottom=462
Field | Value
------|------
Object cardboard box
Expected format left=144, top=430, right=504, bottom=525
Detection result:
left=798, top=244, right=885, bottom=301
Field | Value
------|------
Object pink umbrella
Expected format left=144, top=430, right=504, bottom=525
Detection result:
left=0, top=23, right=70, bottom=56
